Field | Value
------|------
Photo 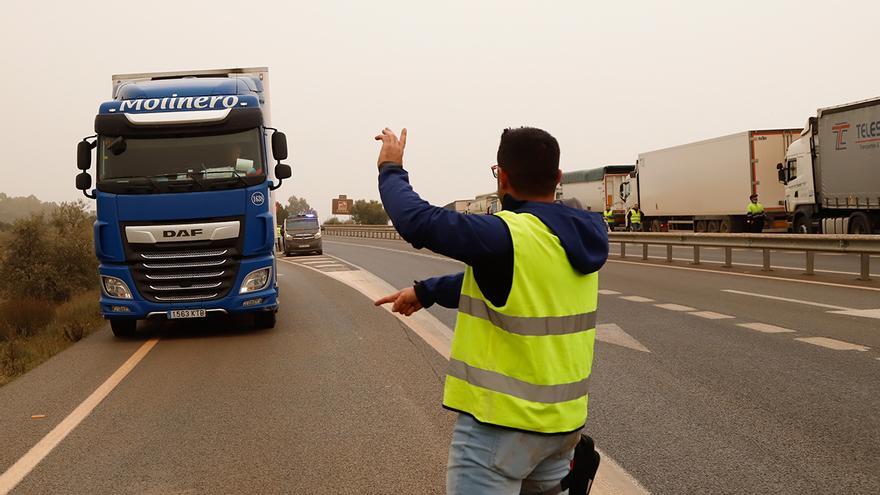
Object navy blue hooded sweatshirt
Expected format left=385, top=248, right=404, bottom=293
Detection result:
left=378, top=165, right=609, bottom=309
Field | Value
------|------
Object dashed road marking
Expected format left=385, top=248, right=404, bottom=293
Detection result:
left=598, top=289, right=621, bottom=295
left=828, top=308, right=880, bottom=320
left=0, top=338, right=160, bottom=495
left=721, top=289, right=850, bottom=310
left=690, top=311, right=735, bottom=320
left=794, top=337, right=870, bottom=352
left=619, top=296, right=654, bottom=303
left=655, top=303, right=696, bottom=312
left=737, top=322, right=796, bottom=334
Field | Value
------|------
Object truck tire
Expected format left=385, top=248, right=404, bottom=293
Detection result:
left=650, top=219, right=662, bottom=232
left=110, top=319, right=137, bottom=338
left=848, top=213, right=871, bottom=234
left=254, top=311, right=276, bottom=329
left=793, top=214, right=812, bottom=234
left=695, top=220, right=708, bottom=233
left=707, top=220, right=721, bottom=233
left=719, top=217, right=733, bottom=233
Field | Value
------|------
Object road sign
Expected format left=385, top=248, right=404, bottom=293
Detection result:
left=332, top=195, right=354, bottom=215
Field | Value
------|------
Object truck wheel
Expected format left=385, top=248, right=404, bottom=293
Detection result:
left=650, top=219, right=662, bottom=232
left=719, top=217, right=733, bottom=233
left=695, top=220, right=708, bottom=233
left=707, top=220, right=721, bottom=233
left=110, top=319, right=137, bottom=338
left=793, top=214, right=812, bottom=234
left=848, top=213, right=871, bottom=234
left=254, top=311, right=276, bottom=329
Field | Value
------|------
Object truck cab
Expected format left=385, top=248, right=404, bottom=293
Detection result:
left=779, top=127, right=817, bottom=233
left=75, top=68, right=291, bottom=337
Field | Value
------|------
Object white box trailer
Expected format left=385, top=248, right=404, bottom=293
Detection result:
left=623, top=130, right=800, bottom=232
left=560, top=165, right=635, bottom=213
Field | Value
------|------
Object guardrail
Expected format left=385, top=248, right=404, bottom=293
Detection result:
left=324, top=226, right=879, bottom=281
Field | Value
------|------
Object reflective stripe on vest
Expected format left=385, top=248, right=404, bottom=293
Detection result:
left=629, top=209, right=641, bottom=223
left=443, top=210, right=597, bottom=434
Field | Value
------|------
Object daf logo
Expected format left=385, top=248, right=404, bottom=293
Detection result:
left=251, top=192, right=265, bottom=206
left=162, top=229, right=204, bottom=238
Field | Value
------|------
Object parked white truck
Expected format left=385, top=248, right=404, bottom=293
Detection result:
left=621, top=130, right=800, bottom=232
left=778, top=97, right=880, bottom=234
left=560, top=165, right=634, bottom=227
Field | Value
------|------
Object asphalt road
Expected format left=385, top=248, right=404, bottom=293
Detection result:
left=321, top=237, right=880, bottom=494
left=1, top=235, right=878, bottom=494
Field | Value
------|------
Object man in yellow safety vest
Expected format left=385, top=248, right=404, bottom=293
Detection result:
left=627, top=204, right=642, bottom=231
left=746, top=193, right=765, bottom=232
left=604, top=206, right=615, bottom=232
left=373, top=126, right=608, bottom=494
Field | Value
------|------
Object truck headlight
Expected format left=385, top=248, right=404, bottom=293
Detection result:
left=102, top=276, right=133, bottom=299
left=240, top=267, right=271, bottom=294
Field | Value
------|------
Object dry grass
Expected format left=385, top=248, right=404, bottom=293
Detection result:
left=0, top=290, right=103, bottom=386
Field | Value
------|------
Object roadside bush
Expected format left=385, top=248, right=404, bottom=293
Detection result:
left=47, top=290, right=102, bottom=342
left=0, top=299, right=55, bottom=338
left=0, top=201, right=97, bottom=302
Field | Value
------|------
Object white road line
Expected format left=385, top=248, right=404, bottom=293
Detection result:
left=598, top=289, right=621, bottom=295
left=690, top=311, right=735, bottom=320
left=794, top=337, right=870, bottom=352
left=280, top=251, right=649, bottom=495
left=605, top=259, right=880, bottom=293
left=619, top=296, right=654, bottom=303
left=721, top=289, right=852, bottom=311
left=0, top=338, right=160, bottom=495
left=737, top=323, right=796, bottom=334
left=596, top=324, right=651, bottom=353
left=312, top=263, right=345, bottom=268
left=655, top=303, right=696, bottom=312
left=325, top=240, right=462, bottom=264
left=827, top=308, right=880, bottom=320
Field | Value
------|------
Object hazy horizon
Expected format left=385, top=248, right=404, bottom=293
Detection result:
left=2, top=0, right=878, bottom=215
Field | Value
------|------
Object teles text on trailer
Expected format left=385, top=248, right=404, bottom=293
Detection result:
left=778, top=97, right=880, bottom=234
left=621, top=130, right=799, bottom=232
left=75, top=67, right=292, bottom=337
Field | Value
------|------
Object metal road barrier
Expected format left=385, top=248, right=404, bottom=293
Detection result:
left=609, top=232, right=880, bottom=281
left=323, top=225, right=879, bottom=281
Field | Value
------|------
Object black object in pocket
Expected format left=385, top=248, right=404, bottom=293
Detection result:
left=561, top=434, right=601, bottom=495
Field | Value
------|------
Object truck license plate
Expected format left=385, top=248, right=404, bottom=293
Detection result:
left=168, top=309, right=206, bottom=319
left=299, top=244, right=310, bottom=248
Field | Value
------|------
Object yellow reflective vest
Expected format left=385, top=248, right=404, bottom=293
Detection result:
left=443, top=210, right=598, bottom=434
left=747, top=202, right=764, bottom=215
left=629, top=209, right=642, bottom=224
left=603, top=209, right=614, bottom=224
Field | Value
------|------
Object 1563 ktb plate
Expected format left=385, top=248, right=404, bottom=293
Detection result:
left=168, top=309, right=206, bottom=319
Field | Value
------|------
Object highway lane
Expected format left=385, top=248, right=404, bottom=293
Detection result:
left=1, top=264, right=453, bottom=494
left=322, top=237, right=880, bottom=494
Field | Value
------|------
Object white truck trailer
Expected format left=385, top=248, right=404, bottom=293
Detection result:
left=560, top=165, right=634, bottom=227
left=621, top=130, right=800, bottom=232
left=778, top=97, right=880, bottom=234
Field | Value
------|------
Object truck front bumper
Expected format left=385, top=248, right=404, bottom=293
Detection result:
left=98, top=256, right=279, bottom=320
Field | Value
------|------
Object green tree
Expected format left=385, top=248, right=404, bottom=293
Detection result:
left=275, top=202, right=288, bottom=226
left=286, top=196, right=312, bottom=216
left=323, top=217, right=342, bottom=225
left=351, top=200, right=389, bottom=225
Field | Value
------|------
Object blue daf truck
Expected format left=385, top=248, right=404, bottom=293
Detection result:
left=75, top=68, right=291, bottom=337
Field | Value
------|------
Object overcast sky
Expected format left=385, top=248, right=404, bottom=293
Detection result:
left=1, top=0, right=878, bottom=215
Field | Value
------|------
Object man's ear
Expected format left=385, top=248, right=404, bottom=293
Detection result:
left=555, top=169, right=562, bottom=185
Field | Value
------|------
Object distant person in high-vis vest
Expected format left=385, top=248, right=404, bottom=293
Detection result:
left=627, top=204, right=642, bottom=231
left=746, top=193, right=765, bottom=232
left=604, top=206, right=615, bottom=232
left=373, top=127, right=608, bottom=494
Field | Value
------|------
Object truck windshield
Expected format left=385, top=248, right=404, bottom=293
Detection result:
left=97, top=129, right=265, bottom=193
left=285, top=218, right=319, bottom=231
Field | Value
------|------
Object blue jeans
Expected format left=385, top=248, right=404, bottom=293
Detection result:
left=447, top=413, right=582, bottom=495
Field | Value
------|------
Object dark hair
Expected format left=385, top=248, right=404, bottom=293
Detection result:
left=496, top=127, right=560, bottom=196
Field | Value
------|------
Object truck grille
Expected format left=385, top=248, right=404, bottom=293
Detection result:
left=128, top=247, right=239, bottom=303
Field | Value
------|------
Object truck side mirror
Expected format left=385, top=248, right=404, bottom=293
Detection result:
left=77, top=141, right=92, bottom=170
left=776, top=163, right=786, bottom=184
left=274, top=163, right=292, bottom=180
left=272, top=132, right=288, bottom=161
left=76, top=172, right=96, bottom=199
